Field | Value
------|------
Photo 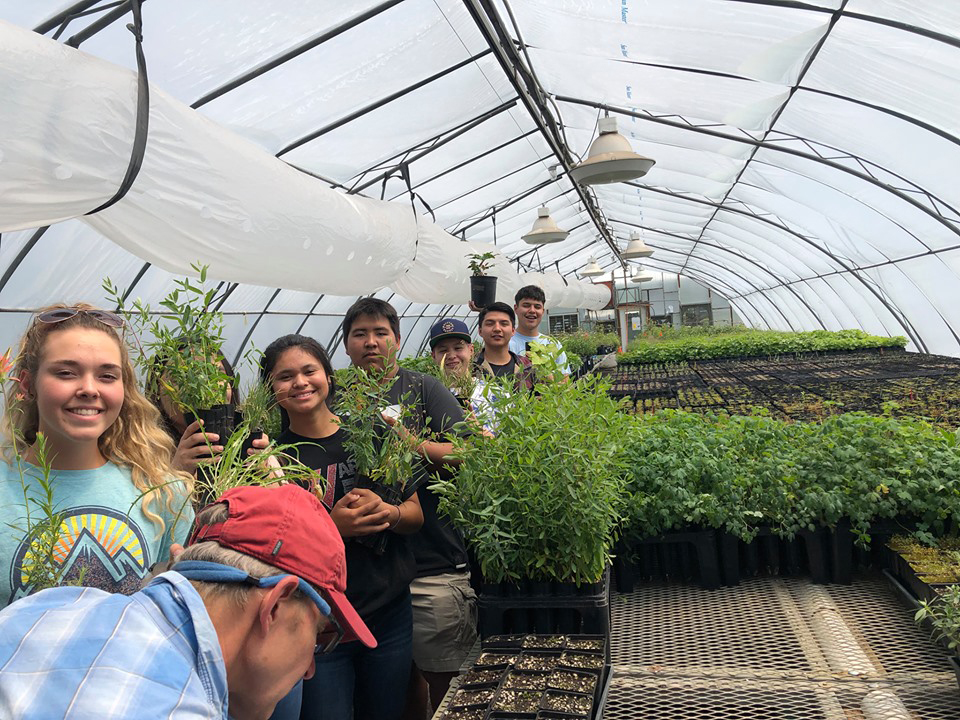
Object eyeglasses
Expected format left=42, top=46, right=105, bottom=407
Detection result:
left=315, top=611, right=345, bottom=655
left=172, top=560, right=344, bottom=655
left=36, top=307, right=124, bottom=329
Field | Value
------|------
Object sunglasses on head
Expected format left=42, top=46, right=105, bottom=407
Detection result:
left=36, top=307, right=124, bottom=329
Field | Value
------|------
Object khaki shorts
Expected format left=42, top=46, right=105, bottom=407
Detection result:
left=410, top=571, right=478, bottom=673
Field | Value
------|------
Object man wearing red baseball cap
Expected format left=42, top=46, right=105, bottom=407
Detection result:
left=0, top=484, right=372, bottom=720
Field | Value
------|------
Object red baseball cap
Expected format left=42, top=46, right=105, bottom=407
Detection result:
left=188, top=484, right=376, bottom=648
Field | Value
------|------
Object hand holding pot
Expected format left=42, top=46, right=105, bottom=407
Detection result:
left=172, top=420, right=223, bottom=473
left=247, top=432, right=271, bottom=457
left=330, top=488, right=393, bottom=537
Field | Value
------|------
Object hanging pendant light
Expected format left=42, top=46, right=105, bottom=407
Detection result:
left=630, top=266, right=654, bottom=283
left=580, top=256, right=605, bottom=277
left=570, top=116, right=656, bottom=185
left=621, top=231, right=653, bottom=259
left=521, top=206, right=569, bottom=245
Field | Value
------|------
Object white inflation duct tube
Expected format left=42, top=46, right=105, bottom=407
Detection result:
left=0, top=20, right=609, bottom=309
left=798, top=585, right=911, bottom=720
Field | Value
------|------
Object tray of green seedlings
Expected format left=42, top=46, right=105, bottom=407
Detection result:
left=541, top=688, right=594, bottom=717
left=520, top=634, right=566, bottom=651
left=546, top=668, right=598, bottom=697
left=489, top=686, right=542, bottom=716
left=501, top=670, right=549, bottom=692
left=446, top=685, right=497, bottom=710
left=437, top=707, right=487, bottom=720
left=558, top=651, right=604, bottom=671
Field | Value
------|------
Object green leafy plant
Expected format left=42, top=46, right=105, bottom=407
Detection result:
left=239, top=379, right=281, bottom=438
left=333, top=365, right=420, bottom=490
left=398, top=353, right=443, bottom=378
left=104, top=263, right=232, bottom=412
left=7, top=433, right=84, bottom=593
left=620, top=410, right=960, bottom=550
left=432, top=374, right=630, bottom=584
left=189, top=417, right=322, bottom=503
left=525, top=341, right=565, bottom=382
left=437, top=355, right=477, bottom=402
left=468, top=252, right=496, bottom=277
left=618, top=328, right=907, bottom=365
left=555, top=331, right=620, bottom=358
left=915, top=584, right=960, bottom=651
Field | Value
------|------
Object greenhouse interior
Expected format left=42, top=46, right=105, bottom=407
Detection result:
left=1, top=1, right=959, bottom=719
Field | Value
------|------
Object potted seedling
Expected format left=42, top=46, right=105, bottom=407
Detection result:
left=432, top=371, right=629, bottom=635
left=188, top=414, right=322, bottom=505
left=105, top=264, right=236, bottom=446
left=468, top=251, right=498, bottom=308
left=236, top=378, right=280, bottom=459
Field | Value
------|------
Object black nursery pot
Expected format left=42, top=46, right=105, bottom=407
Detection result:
left=470, top=275, right=498, bottom=308
left=240, top=428, right=264, bottom=458
left=190, top=403, right=236, bottom=455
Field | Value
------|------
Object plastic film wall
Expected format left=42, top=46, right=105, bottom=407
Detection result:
left=0, top=0, right=958, bottom=358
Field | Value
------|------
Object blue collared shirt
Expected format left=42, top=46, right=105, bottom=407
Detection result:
left=0, top=572, right=229, bottom=719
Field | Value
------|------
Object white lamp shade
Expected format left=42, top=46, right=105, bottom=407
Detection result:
left=630, top=265, right=655, bottom=283
left=580, top=257, right=605, bottom=277
left=570, top=117, right=656, bottom=186
left=621, top=231, right=654, bottom=259
left=521, top=206, right=569, bottom=245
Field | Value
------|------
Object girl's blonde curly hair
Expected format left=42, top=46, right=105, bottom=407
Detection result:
left=3, top=303, right=194, bottom=534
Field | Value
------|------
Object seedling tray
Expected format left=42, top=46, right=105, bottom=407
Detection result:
left=541, top=689, right=593, bottom=716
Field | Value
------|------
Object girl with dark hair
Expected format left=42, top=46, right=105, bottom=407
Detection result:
left=262, top=334, right=423, bottom=720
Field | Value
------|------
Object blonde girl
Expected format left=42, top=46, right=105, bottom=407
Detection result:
left=0, top=303, right=193, bottom=605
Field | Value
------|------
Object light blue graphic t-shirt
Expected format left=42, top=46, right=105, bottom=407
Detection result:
left=0, top=460, right=193, bottom=606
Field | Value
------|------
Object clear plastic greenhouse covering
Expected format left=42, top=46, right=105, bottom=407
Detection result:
left=1, top=0, right=959, bottom=360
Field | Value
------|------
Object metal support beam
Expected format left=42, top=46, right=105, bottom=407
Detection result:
left=231, top=288, right=282, bottom=368
left=612, top=219, right=829, bottom=330
left=349, top=100, right=518, bottom=195
left=623, top=182, right=928, bottom=351
left=462, top=0, right=623, bottom=267
left=191, top=0, right=407, bottom=109
left=556, top=96, right=960, bottom=241
left=277, top=50, right=492, bottom=158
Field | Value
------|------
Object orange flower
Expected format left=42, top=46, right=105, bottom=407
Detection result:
left=0, top=349, right=13, bottom=376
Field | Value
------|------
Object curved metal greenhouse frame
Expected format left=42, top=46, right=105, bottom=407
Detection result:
left=1, top=0, right=958, bottom=359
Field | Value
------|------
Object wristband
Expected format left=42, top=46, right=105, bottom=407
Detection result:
left=388, top=504, right=402, bottom=531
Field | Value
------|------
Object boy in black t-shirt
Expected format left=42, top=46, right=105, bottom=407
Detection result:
left=341, top=298, right=476, bottom=717
left=474, top=301, right=534, bottom=390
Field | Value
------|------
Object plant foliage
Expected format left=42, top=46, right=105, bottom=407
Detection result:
left=189, top=417, right=321, bottom=503
left=915, top=584, right=960, bottom=651
left=431, top=374, right=630, bottom=584
left=467, top=252, right=496, bottom=277
left=618, top=328, right=906, bottom=364
left=105, top=263, right=232, bottom=412
left=620, top=410, right=960, bottom=549
left=333, top=365, right=420, bottom=490
left=555, top=331, right=620, bottom=358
